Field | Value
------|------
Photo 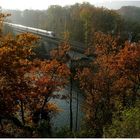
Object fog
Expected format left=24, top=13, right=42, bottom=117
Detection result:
left=1, top=0, right=139, bottom=10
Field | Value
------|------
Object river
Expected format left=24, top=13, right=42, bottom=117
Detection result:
left=51, top=83, right=84, bottom=131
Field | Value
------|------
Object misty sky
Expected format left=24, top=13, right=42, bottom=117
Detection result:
left=0, top=0, right=111, bottom=10
left=0, top=0, right=138, bottom=10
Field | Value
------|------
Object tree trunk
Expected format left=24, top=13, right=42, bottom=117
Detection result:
left=20, top=100, right=25, bottom=125
left=0, top=118, right=3, bottom=129
left=75, top=91, right=79, bottom=131
left=69, top=60, right=73, bottom=132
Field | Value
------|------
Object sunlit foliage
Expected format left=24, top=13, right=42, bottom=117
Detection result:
left=76, top=31, right=140, bottom=137
left=0, top=13, right=70, bottom=137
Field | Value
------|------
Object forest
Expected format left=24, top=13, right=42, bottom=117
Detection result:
left=0, top=2, right=140, bottom=138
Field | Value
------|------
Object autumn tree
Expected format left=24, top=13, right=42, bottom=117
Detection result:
left=76, top=32, right=123, bottom=137
left=76, top=29, right=140, bottom=137
left=0, top=13, right=70, bottom=137
left=109, top=41, right=140, bottom=107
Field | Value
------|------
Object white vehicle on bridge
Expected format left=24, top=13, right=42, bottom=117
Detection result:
left=4, top=22, right=55, bottom=37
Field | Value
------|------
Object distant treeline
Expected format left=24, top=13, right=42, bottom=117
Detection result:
left=118, top=6, right=140, bottom=23
left=4, top=3, right=140, bottom=43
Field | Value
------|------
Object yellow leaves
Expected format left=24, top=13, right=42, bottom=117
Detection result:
left=37, top=77, right=50, bottom=86
left=0, top=46, right=13, bottom=55
left=19, top=59, right=31, bottom=66
left=0, top=11, right=72, bottom=130
left=46, top=59, right=60, bottom=70
left=76, top=68, right=94, bottom=91
left=112, top=41, right=140, bottom=77
left=39, top=59, right=70, bottom=78
left=46, top=102, right=61, bottom=114
left=16, top=32, right=40, bottom=47
left=93, top=32, right=120, bottom=56
left=76, top=32, right=140, bottom=127
left=50, top=40, right=71, bottom=62
left=57, top=63, right=70, bottom=77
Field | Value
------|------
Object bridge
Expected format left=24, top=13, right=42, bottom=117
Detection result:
left=4, top=22, right=93, bottom=67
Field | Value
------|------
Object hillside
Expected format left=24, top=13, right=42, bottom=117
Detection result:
left=117, top=6, right=140, bottom=23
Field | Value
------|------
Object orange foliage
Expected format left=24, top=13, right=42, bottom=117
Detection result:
left=0, top=13, right=70, bottom=136
left=76, top=31, right=140, bottom=133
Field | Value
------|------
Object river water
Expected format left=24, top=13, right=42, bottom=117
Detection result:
left=51, top=83, right=84, bottom=130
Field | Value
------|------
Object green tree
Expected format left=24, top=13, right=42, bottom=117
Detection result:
left=104, top=101, right=140, bottom=138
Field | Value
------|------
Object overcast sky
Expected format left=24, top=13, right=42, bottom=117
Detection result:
left=0, top=0, right=111, bottom=10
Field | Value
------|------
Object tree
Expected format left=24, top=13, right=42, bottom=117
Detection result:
left=80, top=3, right=94, bottom=47
left=76, top=32, right=120, bottom=137
left=104, top=101, right=140, bottom=138
left=109, top=41, right=140, bottom=107
left=0, top=13, right=70, bottom=137
left=76, top=31, right=140, bottom=137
